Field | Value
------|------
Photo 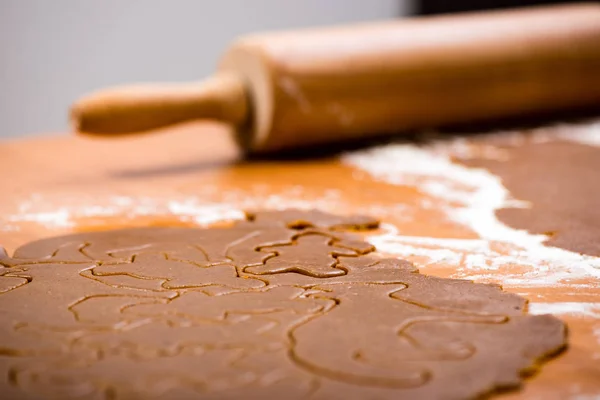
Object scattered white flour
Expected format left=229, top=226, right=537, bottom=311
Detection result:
left=344, top=144, right=540, bottom=246
left=368, top=223, right=600, bottom=287
left=528, top=303, right=600, bottom=319
left=4, top=196, right=244, bottom=230
left=343, top=121, right=600, bottom=318
left=436, top=118, right=600, bottom=156
left=536, top=118, right=600, bottom=148
left=3, top=120, right=599, bottom=320
left=1, top=187, right=351, bottom=233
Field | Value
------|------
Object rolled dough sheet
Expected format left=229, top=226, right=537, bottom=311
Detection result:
left=0, top=210, right=565, bottom=399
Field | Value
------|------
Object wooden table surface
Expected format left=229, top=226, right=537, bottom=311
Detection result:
left=1, top=121, right=599, bottom=399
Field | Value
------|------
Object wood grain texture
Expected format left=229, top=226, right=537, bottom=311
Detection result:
left=72, top=4, right=600, bottom=154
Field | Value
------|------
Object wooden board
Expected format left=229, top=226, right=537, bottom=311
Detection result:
left=1, top=121, right=598, bottom=399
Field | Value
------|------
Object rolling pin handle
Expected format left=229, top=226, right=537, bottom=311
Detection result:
left=70, top=72, right=249, bottom=135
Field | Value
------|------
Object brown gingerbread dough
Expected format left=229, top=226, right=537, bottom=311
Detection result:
left=0, top=209, right=566, bottom=400
left=460, top=139, right=600, bottom=256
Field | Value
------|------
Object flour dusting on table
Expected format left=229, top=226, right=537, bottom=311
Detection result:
left=2, top=188, right=349, bottom=232
left=343, top=120, right=600, bottom=317
left=3, top=121, right=599, bottom=321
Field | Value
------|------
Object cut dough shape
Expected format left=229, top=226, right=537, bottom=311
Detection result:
left=0, top=209, right=566, bottom=400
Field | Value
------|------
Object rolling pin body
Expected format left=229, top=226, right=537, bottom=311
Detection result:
left=73, top=3, right=600, bottom=154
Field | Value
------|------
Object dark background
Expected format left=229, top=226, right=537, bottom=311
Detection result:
left=416, top=0, right=581, bottom=14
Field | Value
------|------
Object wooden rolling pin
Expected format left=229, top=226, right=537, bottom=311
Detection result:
left=71, top=3, right=600, bottom=154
